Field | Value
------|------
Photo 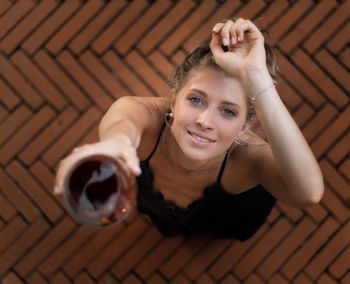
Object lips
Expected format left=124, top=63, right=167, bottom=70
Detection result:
left=187, top=130, right=216, bottom=143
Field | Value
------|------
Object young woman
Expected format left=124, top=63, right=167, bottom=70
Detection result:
left=55, top=19, right=324, bottom=241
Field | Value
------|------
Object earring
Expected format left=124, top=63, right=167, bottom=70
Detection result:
left=165, top=112, right=174, bottom=128
left=233, top=136, right=248, bottom=146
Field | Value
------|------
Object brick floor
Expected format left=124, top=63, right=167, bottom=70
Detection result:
left=0, top=0, right=349, bottom=283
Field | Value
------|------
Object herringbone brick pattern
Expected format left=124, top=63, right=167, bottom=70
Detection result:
left=0, top=0, right=349, bottom=283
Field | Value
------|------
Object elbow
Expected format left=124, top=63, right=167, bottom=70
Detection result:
left=299, top=182, right=324, bottom=208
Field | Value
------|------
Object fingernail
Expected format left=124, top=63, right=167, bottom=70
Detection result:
left=54, top=186, right=59, bottom=194
left=222, top=38, right=229, bottom=46
left=134, top=165, right=141, bottom=175
left=212, top=26, right=217, bottom=32
left=231, top=37, right=236, bottom=45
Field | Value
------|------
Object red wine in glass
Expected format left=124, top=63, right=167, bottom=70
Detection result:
left=63, top=155, right=135, bottom=227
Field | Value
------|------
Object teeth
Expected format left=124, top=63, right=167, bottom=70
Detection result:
left=191, top=133, right=212, bottom=142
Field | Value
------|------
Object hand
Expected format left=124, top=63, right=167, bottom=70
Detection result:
left=210, top=19, right=270, bottom=84
left=54, top=137, right=141, bottom=195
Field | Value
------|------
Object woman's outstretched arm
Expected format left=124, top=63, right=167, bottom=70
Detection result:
left=211, top=19, right=324, bottom=208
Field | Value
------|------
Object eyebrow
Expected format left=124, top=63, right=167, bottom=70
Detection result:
left=189, top=88, right=241, bottom=109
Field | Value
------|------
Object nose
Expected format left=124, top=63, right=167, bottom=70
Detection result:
left=196, top=108, right=214, bottom=129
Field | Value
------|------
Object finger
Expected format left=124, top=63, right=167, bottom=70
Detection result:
left=212, top=22, right=224, bottom=33
left=210, top=31, right=225, bottom=58
left=221, top=20, right=234, bottom=46
left=230, top=18, right=245, bottom=42
left=122, top=148, right=141, bottom=176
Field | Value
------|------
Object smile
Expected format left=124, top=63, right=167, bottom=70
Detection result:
left=188, top=131, right=215, bottom=143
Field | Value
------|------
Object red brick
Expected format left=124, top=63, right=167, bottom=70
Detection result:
left=209, top=224, right=269, bottom=280
left=258, top=217, right=316, bottom=279
left=74, top=272, right=95, bottom=284
left=327, top=20, right=350, bottom=54
left=87, top=217, right=149, bottom=278
left=63, top=221, right=125, bottom=277
left=318, top=274, right=339, bottom=284
left=268, top=273, right=289, bottom=284
left=148, top=51, right=176, bottom=80
left=234, top=219, right=292, bottom=280
left=0, top=0, right=57, bottom=55
left=0, top=79, right=20, bottom=110
left=57, top=51, right=113, bottom=111
left=136, top=235, right=184, bottom=279
left=312, top=107, right=350, bottom=158
left=92, top=0, right=147, bottom=55
left=292, top=273, right=313, bottom=284
left=112, top=226, right=162, bottom=279
left=15, top=217, right=76, bottom=277
left=302, top=104, right=337, bottom=143
left=320, top=160, right=350, bottom=203
left=269, top=0, right=313, bottom=43
left=0, top=53, right=43, bottom=109
left=26, top=272, right=48, bottom=284
left=321, top=185, right=350, bottom=223
left=139, top=0, right=195, bottom=55
left=281, top=216, right=338, bottom=279
left=183, top=0, right=241, bottom=53
left=0, top=104, right=8, bottom=124
left=328, top=132, right=350, bottom=164
left=160, top=232, right=212, bottom=279
left=245, top=273, right=264, bottom=284
left=293, top=103, right=314, bottom=129
left=184, top=238, right=231, bottom=280
left=340, top=159, right=350, bottom=180
left=50, top=272, right=71, bottom=284
left=196, top=273, right=216, bottom=284
left=276, top=202, right=304, bottom=223
left=11, top=50, right=67, bottom=110
left=22, top=0, right=81, bottom=55
left=276, top=50, right=324, bottom=108
left=122, top=274, right=143, bottom=284
left=34, top=50, right=90, bottom=111
left=0, top=0, right=34, bottom=39
left=305, top=221, right=350, bottom=278
left=39, top=226, right=98, bottom=277
left=171, top=49, right=187, bottom=66
left=2, top=272, right=24, bottom=284
left=77, top=124, right=99, bottom=146
left=0, top=105, right=55, bottom=164
left=46, top=0, right=104, bottom=55
left=0, top=1, right=11, bottom=15
left=0, top=169, right=40, bottom=222
left=0, top=104, right=31, bottom=146
left=341, top=272, right=350, bottom=284
left=42, top=106, right=101, bottom=167
left=0, top=216, right=27, bottom=254
left=147, top=273, right=168, bottom=284
left=79, top=50, right=130, bottom=99
left=115, top=0, right=172, bottom=55
left=7, top=160, right=63, bottom=223
left=0, top=217, right=49, bottom=275
left=160, top=0, right=217, bottom=56
left=304, top=0, right=350, bottom=53
left=276, top=77, right=303, bottom=110
left=19, top=106, right=79, bottom=165
left=304, top=203, right=328, bottom=224
left=70, top=1, right=126, bottom=55
left=221, top=274, right=240, bottom=284
left=102, top=51, right=154, bottom=97
left=292, top=49, right=349, bottom=108
left=330, top=246, right=350, bottom=278
left=0, top=193, right=16, bottom=221
left=256, top=0, right=289, bottom=29
left=340, top=47, right=350, bottom=69
left=316, top=49, right=350, bottom=94
left=125, top=50, right=171, bottom=97
left=171, top=273, right=192, bottom=284
left=98, top=273, right=119, bottom=284
left=279, top=0, right=337, bottom=53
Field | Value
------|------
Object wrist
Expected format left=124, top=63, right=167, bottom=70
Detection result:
left=240, top=68, right=274, bottom=98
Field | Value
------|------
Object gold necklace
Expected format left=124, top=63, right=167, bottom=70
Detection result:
left=163, top=129, right=225, bottom=175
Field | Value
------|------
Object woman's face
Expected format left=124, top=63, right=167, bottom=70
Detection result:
left=171, top=68, right=249, bottom=162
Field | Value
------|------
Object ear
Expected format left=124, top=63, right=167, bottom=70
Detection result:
left=239, top=117, right=255, bottom=136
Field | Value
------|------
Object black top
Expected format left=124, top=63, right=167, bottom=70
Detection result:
left=136, top=126, right=276, bottom=241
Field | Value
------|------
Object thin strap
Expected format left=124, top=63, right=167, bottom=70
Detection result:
left=216, top=151, right=229, bottom=183
left=144, top=123, right=166, bottom=161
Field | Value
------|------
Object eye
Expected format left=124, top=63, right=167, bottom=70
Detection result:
left=221, top=108, right=236, bottom=117
left=188, top=96, right=203, bottom=105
